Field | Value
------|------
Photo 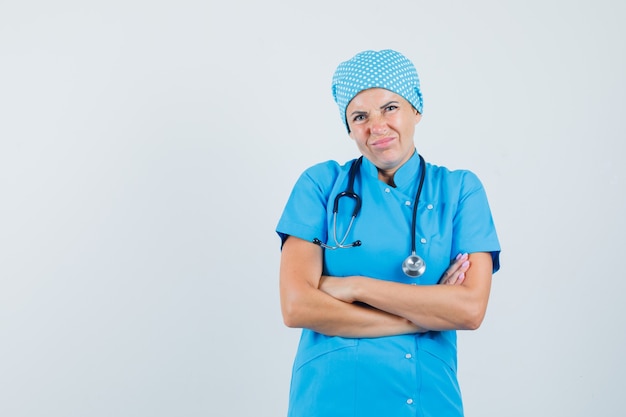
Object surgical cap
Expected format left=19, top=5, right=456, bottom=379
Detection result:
left=331, top=49, right=424, bottom=132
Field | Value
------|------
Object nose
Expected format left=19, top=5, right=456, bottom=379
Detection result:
left=369, top=113, right=388, bottom=135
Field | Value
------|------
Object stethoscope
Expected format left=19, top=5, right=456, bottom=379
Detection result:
left=313, top=154, right=427, bottom=278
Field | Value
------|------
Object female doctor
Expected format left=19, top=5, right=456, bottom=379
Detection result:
left=276, top=49, right=501, bottom=417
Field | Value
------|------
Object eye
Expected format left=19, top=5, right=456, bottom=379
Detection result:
left=384, top=105, right=398, bottom=112
left=352, top=114, right=367, bottom=123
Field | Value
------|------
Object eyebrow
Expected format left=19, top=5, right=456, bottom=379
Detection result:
left=349, top=101, right=401, bottom=117
left=380, top=101, right=400, bottom=109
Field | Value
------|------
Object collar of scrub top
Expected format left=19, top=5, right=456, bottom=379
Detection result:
left=360, top=149, right=423, bottom=190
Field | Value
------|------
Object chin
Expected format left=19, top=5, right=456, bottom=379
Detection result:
left=379, top=154, right=404, bottom=166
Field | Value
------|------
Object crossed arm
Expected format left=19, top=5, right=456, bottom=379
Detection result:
left=279, top=236, right=493, bottom=338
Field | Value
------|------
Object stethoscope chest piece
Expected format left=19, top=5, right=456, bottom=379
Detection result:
left=402, top=252, right=426, bottom=278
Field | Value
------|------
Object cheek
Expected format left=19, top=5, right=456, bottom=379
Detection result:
left=353, top=135, right=369, bottom=149
left=348, top=129, right=365, bottom=143
left=350, top=137, right=369, bottom=154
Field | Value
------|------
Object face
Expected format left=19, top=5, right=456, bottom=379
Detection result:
left=346, top=88, right=421, bottom=177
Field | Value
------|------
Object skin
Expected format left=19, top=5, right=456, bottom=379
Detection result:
left=347, top=88, right=421, bottom=185
left=279, top=88, right=494, bottom=337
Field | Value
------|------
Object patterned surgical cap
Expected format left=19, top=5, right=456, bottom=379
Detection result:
left=331, top=49, right=423, bottom=132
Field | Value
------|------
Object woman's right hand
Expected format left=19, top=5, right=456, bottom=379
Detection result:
left=439, top=253, right=470, bottom=285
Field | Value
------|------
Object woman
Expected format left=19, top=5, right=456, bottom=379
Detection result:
left=276, top=49, right=500, bottom=417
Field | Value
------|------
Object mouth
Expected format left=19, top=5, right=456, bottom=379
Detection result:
left=371, top=136, right=395, bottom=147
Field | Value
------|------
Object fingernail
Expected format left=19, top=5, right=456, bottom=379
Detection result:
left=458, top=272, right=465, bottom=282
left=456, top=253, right=462, bottom=260
left=462, top=261, right=469, bottom=268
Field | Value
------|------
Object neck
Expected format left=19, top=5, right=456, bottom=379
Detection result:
left=375, top=149, right=417, bottom=186
left=377, top=169, right=397, bottom=187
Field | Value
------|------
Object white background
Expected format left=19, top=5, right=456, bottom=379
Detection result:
left=1, top=1, right=625, bottom=416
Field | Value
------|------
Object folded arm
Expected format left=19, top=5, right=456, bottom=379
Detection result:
left=280, top=236, right=425, bottom=338
left=319, top=252, right=493, bottom=331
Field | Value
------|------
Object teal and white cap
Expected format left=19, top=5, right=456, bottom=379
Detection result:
left=331, top=49, right=423, bottom=132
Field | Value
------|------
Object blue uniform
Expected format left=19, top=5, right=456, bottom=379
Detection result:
left=276, top=151, right=501, bottom=417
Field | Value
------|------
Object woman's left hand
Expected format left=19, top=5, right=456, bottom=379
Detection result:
left=439, top=253, right=470, bottom=285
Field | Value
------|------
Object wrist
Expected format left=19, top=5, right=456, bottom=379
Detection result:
left=350, top=276, right=365, bottom=303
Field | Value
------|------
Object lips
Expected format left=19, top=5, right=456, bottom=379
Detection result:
left=371, top=136, right=395, bottom=147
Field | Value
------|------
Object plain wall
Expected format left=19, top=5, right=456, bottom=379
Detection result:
left=1, top=1, right=625, bottom=416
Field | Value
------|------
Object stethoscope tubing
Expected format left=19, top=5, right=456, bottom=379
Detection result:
left=409, top=154, right=426, bottom=255
left=314, top=153, right=426, bottom=275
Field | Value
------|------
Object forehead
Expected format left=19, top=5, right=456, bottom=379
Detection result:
left=347, top=88, right=409, bottom=110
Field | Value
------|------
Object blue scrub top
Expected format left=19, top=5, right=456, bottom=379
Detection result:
left=276, top=151, right=501, bottom=417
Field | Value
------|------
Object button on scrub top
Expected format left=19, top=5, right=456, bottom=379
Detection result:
left=277, top=151, right=500, bottom=417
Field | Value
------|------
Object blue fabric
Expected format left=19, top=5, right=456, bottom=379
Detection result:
left=332, top=49, right=424, bottom=132
left=276, top=151, right=501, bottom=417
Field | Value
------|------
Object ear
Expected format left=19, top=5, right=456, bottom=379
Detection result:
left=414, top=110, right=422, bottom=125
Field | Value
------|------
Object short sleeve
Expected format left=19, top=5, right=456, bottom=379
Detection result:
left=451, top=171, right=501, bottom=273
left=276, top=161, right=343, bottom=248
